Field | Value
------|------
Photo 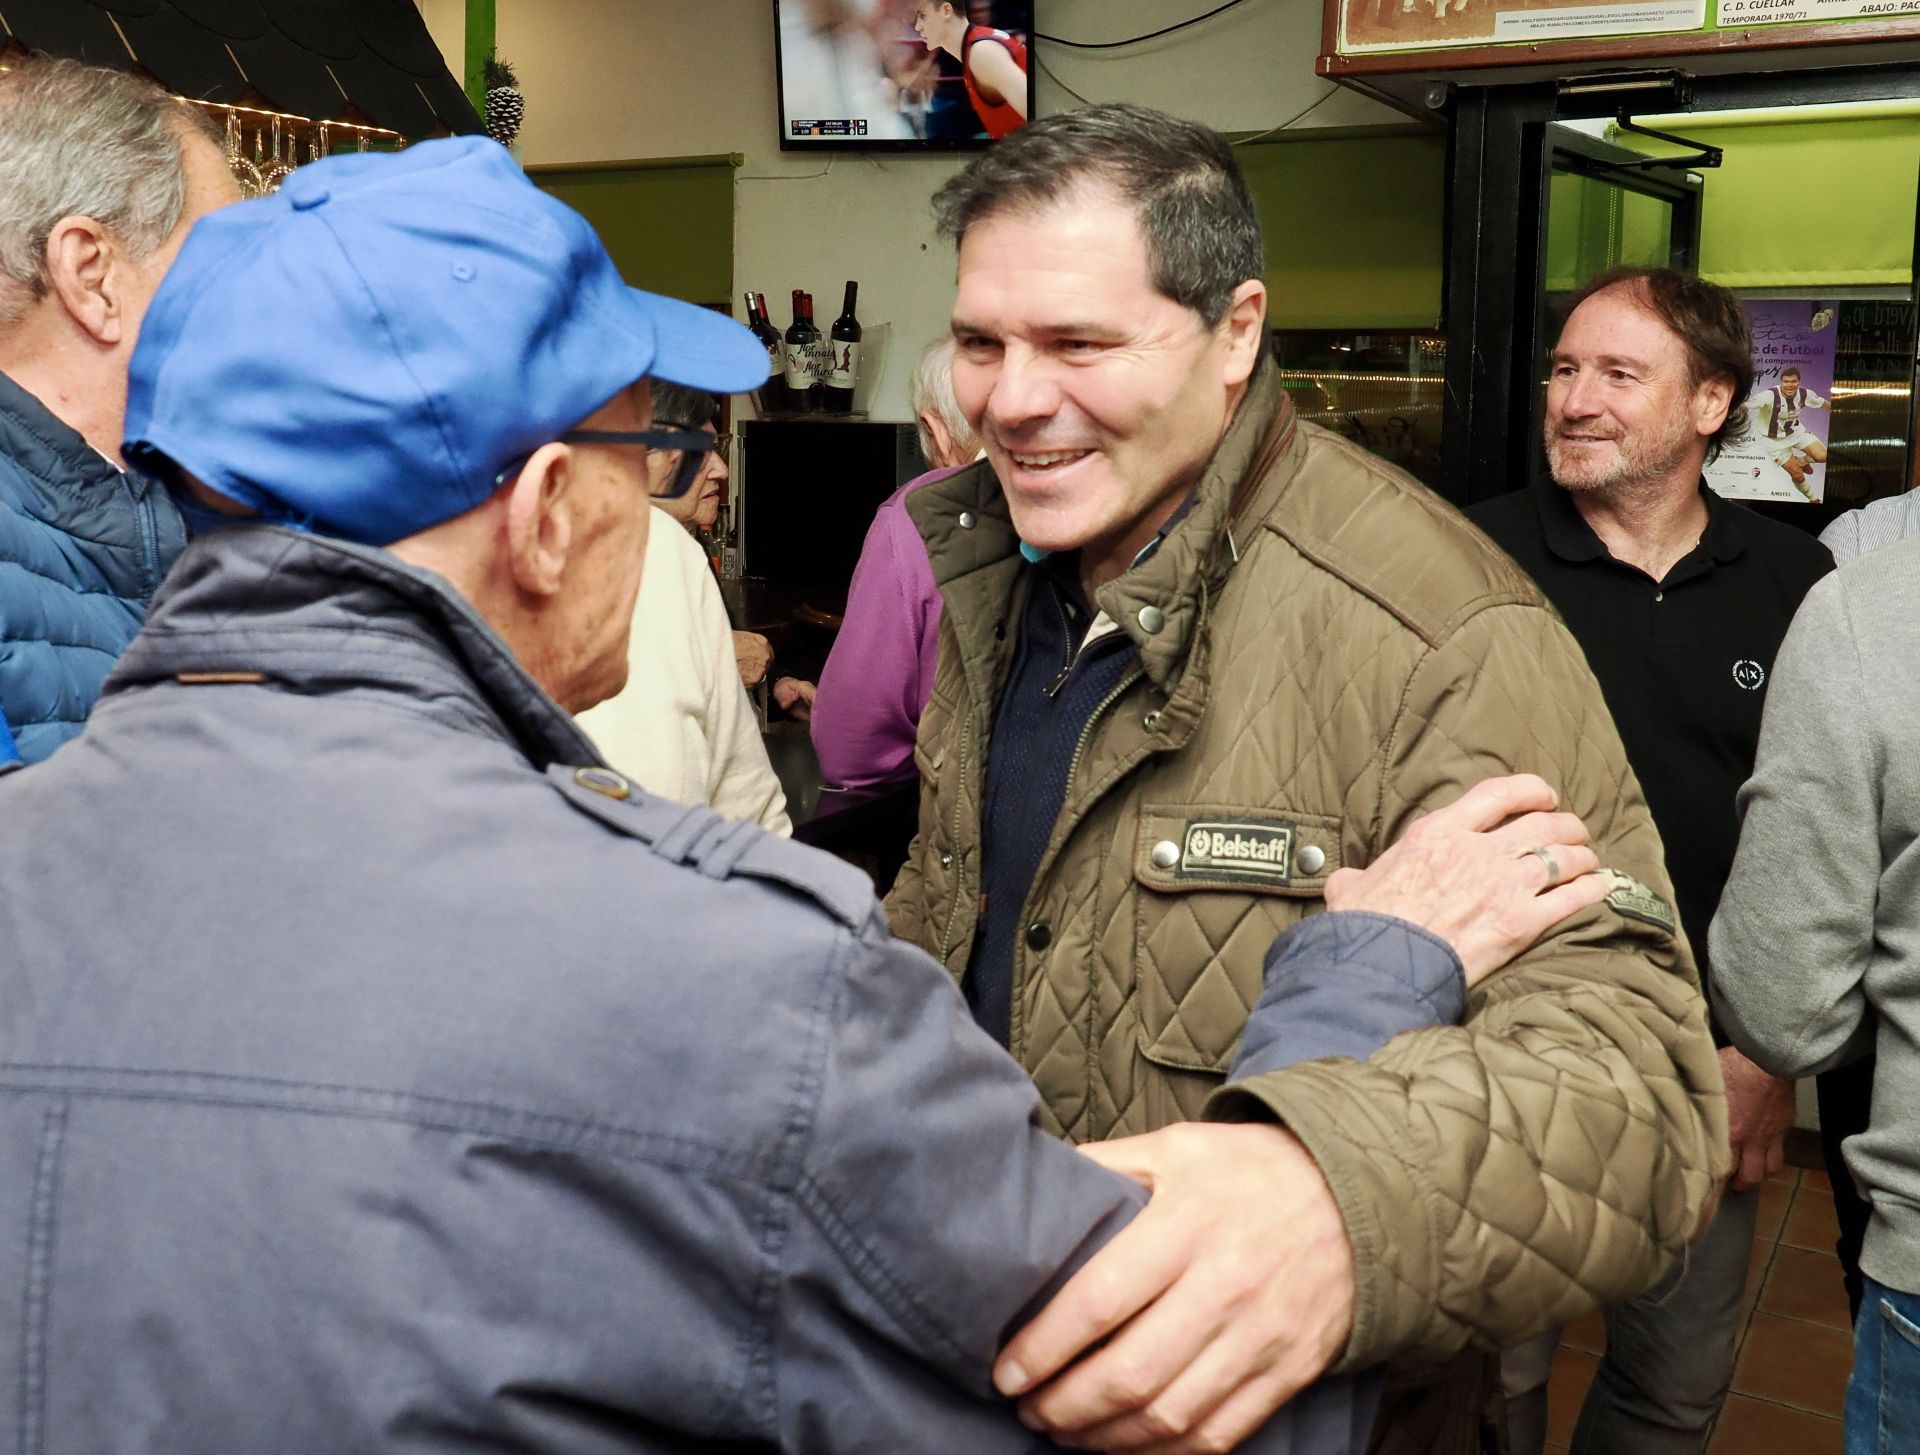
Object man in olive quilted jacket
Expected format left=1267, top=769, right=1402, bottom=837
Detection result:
left=887, top=103, right=1728, bottom=1454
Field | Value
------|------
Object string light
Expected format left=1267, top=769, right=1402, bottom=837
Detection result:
left=176, top=94, right=401, bottom=141
left=1276, top=370, right=1447, bottom=385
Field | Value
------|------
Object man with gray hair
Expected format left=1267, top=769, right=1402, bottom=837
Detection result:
left=0, top=56, right=238, bottom=761
left=910, top=331, right=978, bottom=471
left=887, top=102, right=1726, bottom=1452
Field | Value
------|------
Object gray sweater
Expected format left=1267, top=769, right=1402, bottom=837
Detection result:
left=1711, top=534, right=1920, bottom=1296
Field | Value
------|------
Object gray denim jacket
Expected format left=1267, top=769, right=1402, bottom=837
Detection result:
left=0, top=526, right=1462, bottom=1453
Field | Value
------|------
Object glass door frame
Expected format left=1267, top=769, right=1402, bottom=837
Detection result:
left=1439, top=62, right=1920, bottom=507
left=1546, top=125, right=1705, bottom=275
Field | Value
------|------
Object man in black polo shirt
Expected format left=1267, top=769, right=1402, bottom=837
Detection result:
left=1473, top=267, right=1832, bottom=1455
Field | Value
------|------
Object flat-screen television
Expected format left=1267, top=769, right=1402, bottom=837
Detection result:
left=775, top=1, right=1034, bottom=152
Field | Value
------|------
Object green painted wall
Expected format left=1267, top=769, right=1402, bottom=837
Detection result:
left=529, top=156, right=738, bottom=307
left=1237, top=129, right=1447, bottom=330
left=464, top=0, right=494, bottom=119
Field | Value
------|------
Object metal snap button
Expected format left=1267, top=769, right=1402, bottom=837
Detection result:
left=573, top=765, right=632, bottom=800
left=1138, top=605, right=1165, bottom=633
left=958, top=511, right=976, bottom=529
left=1025, top=921, right=1051, bottom=951
left=1297, top=843, right=1327, bottom=875
left=1150, top=839, right=1180, bottom=869
left=1143, top=710, right=1163, bottom=731
left=939, top=851, right=954, bottom=870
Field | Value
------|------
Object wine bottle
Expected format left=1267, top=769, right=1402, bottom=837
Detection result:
left=744, top=291, right=788, bottom=412
left=783, top=289, right=819, bottom=413
left=824, top=281, right=862, bottom=413
left=804, top=293, right=832, bottom=412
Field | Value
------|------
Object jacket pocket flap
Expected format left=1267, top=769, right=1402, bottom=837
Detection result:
left=1133, top=803, right=1343, bottom=898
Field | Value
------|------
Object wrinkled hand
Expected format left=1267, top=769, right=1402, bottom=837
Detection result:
left=773, top=676, right=816, bottom=720
left=732, top=631, right=773, bottom=688
left=1721, top=1046, right=1796, bottom=1191
left=997, top=1123, right=1352, bottom=1453
left=1324, top=773, right=1610, bottom=989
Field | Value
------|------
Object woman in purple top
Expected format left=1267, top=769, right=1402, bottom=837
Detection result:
left=778, top=336, right=978, bottom=789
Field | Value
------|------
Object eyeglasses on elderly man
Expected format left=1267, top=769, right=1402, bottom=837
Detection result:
left=491, top=425, right=717, bottom=496
left=646, top=421, right=734, bottom=501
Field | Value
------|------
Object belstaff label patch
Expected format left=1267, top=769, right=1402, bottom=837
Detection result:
left=1177, top=820, right=1296, bottom=885
left=1601, top=869, right=1677, bottom=934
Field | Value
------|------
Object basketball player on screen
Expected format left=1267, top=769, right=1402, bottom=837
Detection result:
left=911, top=1, right=1028, bottom=139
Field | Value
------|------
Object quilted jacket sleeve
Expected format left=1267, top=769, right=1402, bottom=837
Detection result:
left=1207, top=601, right=1728, bottom=1372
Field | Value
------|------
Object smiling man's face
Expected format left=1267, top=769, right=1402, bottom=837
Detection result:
left=949, top=183, right=1253, bottom=589
left=1544, top=283, right=1723, bottom=496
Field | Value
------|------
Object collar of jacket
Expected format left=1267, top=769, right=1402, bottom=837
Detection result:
left=0, top=367, right=183, bottom=539
left=0, top=368, right=125, bottom=494
left=910, top=358, right=1298, bottom=698
left=102, top=524, right=607, bottom=771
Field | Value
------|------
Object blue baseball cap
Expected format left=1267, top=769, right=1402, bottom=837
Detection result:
left=124, top=137, right=769, bottom=546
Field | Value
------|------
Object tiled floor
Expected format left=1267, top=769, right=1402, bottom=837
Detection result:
left=1543, top=1165, right=1851, bottom=1455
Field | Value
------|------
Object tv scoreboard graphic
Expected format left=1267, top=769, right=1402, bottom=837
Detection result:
left=790, top=119, right=870, bottom=138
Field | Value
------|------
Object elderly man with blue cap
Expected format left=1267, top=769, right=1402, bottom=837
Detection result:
left=0, top=139, right=1607, bottom=1452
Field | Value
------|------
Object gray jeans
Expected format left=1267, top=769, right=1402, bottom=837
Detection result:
left=1501, top=1185, right=1760, bottom=1455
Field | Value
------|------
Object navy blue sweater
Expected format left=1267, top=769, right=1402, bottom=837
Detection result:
left=967, top=556, right=1138, bottom=1046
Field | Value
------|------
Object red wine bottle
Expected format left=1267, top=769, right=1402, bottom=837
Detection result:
left=824, top=281, right=862, bottom=413
left=783, top=289, right=820, bottom=413
left=804, top=293, right=832, bottom=411
left=745, top=291, right=789, bottom=412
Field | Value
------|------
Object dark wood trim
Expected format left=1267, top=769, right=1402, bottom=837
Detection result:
left=1322, top=17, right=1920, bottom=75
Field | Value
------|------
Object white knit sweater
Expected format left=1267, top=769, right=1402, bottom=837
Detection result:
left=577, top=509, right=790, bottom=835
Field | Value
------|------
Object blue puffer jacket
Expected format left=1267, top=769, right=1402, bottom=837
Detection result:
left=0, top=370, right=186, bottom=763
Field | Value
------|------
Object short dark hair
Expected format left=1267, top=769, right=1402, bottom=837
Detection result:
left=1781, top=365, right=1802, bottom=379
left=931, top=103, right=1265, bottom=327
left=648, top=381, right=718, bottom=431
left=1570, top=266, right=1752, bottom=462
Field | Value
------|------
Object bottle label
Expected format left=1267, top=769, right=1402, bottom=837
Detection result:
left=829, top=340, right=861, bottom=388
left=784, top=343, right=814, bottom=390
left=811, top=337, right=834, bottom=383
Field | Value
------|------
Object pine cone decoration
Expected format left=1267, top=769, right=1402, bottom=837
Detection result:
left=483, top=54, right=524, bottom=148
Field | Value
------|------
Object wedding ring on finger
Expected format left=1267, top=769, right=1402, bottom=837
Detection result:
left=1526, top=845, right=1561, bottom=885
